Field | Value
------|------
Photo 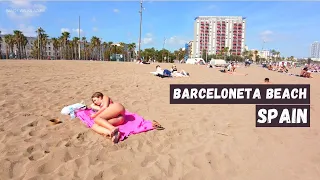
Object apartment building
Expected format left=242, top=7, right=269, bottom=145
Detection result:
left=310, top=41, right=320, bottom=58
left=192, top=16, right=246, bottom=58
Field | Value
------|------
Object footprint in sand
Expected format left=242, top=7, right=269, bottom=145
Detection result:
left=26, top=144, right=49, bottom=161
left=141, top=155, right=158, bottom=167
left=29, top=130, right=41, bottom=137
left=21, top=121, right=38, bottom=132
left=8, top=160, right=26, bottom=179
left=93, top=171, right=104, bottom=180
left=37, top=150, right=72, bottom=174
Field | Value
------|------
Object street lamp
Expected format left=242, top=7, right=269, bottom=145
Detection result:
left=137, top=0, right=144, bottom=60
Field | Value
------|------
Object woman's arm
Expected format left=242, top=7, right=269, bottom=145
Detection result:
left=91, top=96, right=110, bottom=118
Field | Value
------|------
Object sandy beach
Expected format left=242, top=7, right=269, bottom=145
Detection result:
left=0, top=60, right=319, bottom=180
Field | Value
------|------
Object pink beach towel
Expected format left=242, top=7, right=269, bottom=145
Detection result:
left=75, top=109, right=155, bottom=141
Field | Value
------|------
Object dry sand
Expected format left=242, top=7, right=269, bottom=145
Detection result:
left=0, top=60, right=319, bottom=180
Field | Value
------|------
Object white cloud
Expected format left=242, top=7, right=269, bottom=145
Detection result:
left=260, top=30, right=273, bottom=42
left=0, top=28, right=10, bottom=35
left=6, top=1, right=46, bottom=20
left=18, top=24, right=36, bottom=36
left=92, top=27, right=98, bottom=32
left=61, top=28, right=70, bottom=33
left=10, top=0, right=31, bottom=7
left=72, top=28, right=85, bottom=36
left=0, top=24, right=36, bottom=37
left=92, top=17, right=97, bottom=22
left=166, top=36, right=188, bottom=46
left=141, top=33, right=154, bottom=45
left=113, top=9, right=119, bottom=13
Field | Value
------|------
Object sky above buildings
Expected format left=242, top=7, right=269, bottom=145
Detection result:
left=0, top=0, right=319, bottom=58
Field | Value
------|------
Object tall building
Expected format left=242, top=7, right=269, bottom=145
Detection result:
left=310, top=41, right=320, bottom=58
left=192, top=16, right=246, bottom=58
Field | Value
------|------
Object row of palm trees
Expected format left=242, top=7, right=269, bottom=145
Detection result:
left=0, top=28, right=138, bottom=61
left=31, top=27, right=138, bottom=61
left=0, top=30, right=29, bottom=59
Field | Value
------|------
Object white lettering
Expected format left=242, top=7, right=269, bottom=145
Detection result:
left=214, top=88, right=221, bottom=99
left=173, top=88, right=181, bottom=99
left=279, top=109, right=290, bottom=123
left=252, top=88, right=261, bottom=99
left=229, top=88, right=236, bottom=99
left=190, top=88, right=198, bottom=99
left=274, top=88, right=281, bottom=99
left=257, top=109, right=267, bottom=123
left=181, top=88, right=190, bottom=99
left=244, top=88, right=252, bottom=99
left=221, top=88, right=228, bottom=99
left=198, top=88, right=206, bottom=99
left=237, top=88, right=244, bottom=99
left=266, top=89, right=273, bottom=99
left=207, top=88, right=214, bottom=99
left=299, top=88, right=307, bottom=99
left=268, top=109, right=278, bottom=123
left=282, top=88, right=290, bottom=99
left=291, top=88, right=298, bottom=99
left=297, top=109, right=308, bottom=123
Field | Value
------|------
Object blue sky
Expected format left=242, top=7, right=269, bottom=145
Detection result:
left=0, top=1, right=319, bottom=58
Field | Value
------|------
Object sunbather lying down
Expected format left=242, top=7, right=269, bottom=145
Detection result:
left=219, top=69, right=248, bottom=76
left=150, top=65, right=190, bottom=78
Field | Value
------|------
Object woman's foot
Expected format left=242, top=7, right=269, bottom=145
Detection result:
left=110, top=127, right=119, bottom=137
left=111, top=131, right=120, bottom=144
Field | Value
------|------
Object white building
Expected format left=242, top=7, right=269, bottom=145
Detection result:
left=259, top=50, right=271, bottom=59
left=310, top=41, right=320, bottom=58
left=192, top=16, right=246, bottom=58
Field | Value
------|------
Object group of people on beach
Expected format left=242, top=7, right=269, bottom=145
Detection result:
left=265, top=61, right=314, bottom=78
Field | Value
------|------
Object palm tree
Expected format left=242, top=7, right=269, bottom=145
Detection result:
left=41, top=33, right=49, bottom=59
left=128, top=43, right=136, bottom=61
left=242, top=49, right=249, bottom=59
left=0, top=30, right=2, bottom=59
left=90, top=36, right=101, bottom=60
left=4, top=34, right=14, bottom=58
left=223, top=47, right=229, bottom=60
left=81, top=37, right=87, bottom=60
left=13, top=30, right=24, bottom=59
left=60, top=31, right=70, bottom=59
left=22, top=35, right=28, bottom=59
left=35, top=27, right=45, bottom=59
left=289, top=56, right=295, bottom=61
left=72, top=37, right=80, bottom=60
left=51, top=38, right=59, bottom=60
left=254, top=50, right=259, bottom=62
left=102, top=42, right=107, bottom=61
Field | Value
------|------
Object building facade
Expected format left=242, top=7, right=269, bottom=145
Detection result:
left=192, top=16, right=246, bottom=58
left=310, top=41, right=320, bottom=58
left=259, top=50, right=271, bottom=59
left=0, top=35, right=57, bottom=59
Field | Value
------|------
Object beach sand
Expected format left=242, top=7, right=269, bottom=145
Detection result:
left=0, top=60, right=319, bottom=180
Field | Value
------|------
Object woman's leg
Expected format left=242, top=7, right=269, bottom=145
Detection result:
left=97, top=102, right=125, bottom=120
left=91, top=124, right=111, bottom=137
left=91, top=124, right=120, bottom=143
left=108, top=115, right=125, bottom=126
